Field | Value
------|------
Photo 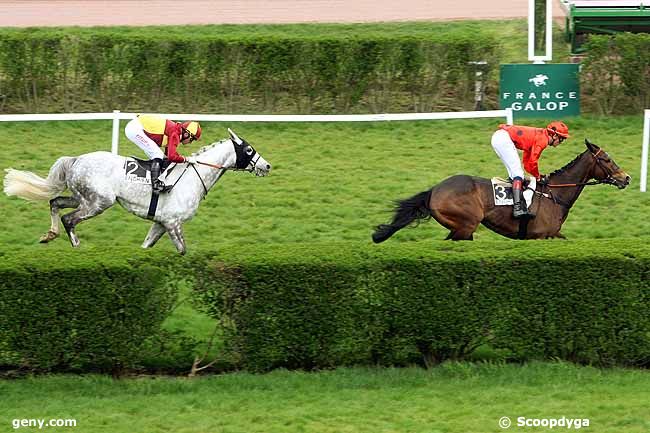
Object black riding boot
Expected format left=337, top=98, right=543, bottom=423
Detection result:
left=512, top=179, right=528, bottom=218
left=150, top=158, right=168, bottom=193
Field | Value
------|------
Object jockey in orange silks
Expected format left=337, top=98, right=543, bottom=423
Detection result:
left=491, top=121, right=569, bottom=218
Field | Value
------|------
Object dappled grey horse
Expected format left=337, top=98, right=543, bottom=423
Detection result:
left=3, top=129, right=271, bottom=254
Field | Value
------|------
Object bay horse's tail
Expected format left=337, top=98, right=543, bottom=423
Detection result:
left=372, top=189, right=432, bottom=243
left=3, top=156, right=76, bottom=201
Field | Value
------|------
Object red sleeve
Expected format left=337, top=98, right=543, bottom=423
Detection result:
left=164, top=123, right=186, bottom=163
left=523, top=143, right=544, bottom=179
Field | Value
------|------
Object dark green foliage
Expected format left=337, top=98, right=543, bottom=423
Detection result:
left=0, top=250, right=178, bottom=374
left=0, top=26, right=499, bottom=114
left=582, top=33, right=650, bottom=114
left=2, top=240, right=649, bottom=374
left=493, top=254, right=650, bottom=366
left=192, top=240, right=650, bottom=372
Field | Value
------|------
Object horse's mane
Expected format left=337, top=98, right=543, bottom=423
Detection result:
left=549, top=150, right=588, bottom=177
left=192, top=139, right=229, bottom=156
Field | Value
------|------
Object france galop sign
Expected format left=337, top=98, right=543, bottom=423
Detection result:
left=500, top=64, right=580, bottom=119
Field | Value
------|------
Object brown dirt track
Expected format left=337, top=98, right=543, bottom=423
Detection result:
left=0, top=0, right=566, bottom=27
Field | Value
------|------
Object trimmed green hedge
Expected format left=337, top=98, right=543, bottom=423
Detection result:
left=0, top=26, right=499, bottom=114
left=582, top=33, right=650, bottom=115
left=2, top=240, right=649, bottom=374
left=192, top=240, right=650, bottom=371
left=0, top=250, right=178, bottom=374
left=1, top=25, right=649, bottom=116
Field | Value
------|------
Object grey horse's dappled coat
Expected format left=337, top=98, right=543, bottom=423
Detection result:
left=4, top=129, right=271, bottom=254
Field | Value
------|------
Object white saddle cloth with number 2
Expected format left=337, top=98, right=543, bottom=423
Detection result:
left=491, top=176, right=536, bottom=208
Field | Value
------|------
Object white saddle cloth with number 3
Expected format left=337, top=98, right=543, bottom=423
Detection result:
left=491, top=176, right=536, bottom=208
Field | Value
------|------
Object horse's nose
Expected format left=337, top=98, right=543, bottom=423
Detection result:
left=265, top=164, right=271, bottom=171
left=625, top=175, right=631, bottom=184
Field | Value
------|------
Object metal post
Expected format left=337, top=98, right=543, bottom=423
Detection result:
left=641, top=109, right=650, bottom=192
left=468, top=61, right=488, bottom=110
left=111, top=110, right=120, bottom=154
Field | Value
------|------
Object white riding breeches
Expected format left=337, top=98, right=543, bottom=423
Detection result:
left=125, top=118, right=165, bottom=160
left=491, top=129, right=524, bottom=180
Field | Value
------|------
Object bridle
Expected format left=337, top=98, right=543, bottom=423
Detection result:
left=167, top=141, right=261, bottom=198
left=542, top=148, right=619, bottom=188
left=535, top=148, right=622, bottom=209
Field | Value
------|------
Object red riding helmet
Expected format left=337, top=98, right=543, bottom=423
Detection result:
left=181, top=121, right=202, bottom=141
left=546, top=121, right=569, bottom=139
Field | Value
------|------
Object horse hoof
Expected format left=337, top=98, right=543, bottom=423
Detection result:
left=39, top=231, right=58, bottom=243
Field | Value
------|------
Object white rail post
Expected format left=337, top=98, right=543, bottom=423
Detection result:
left=528, top=0, right=553, bottom=64
left=505, top=108, right=514, bottom=125
left=111, top=110, right=120, bottom=154
left=640, top=109, right=650, bottom=192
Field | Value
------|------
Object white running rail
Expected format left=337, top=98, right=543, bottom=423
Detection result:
left=640, top=109, right=650, bottom=192
left=0, top=108, right=514, bottom=155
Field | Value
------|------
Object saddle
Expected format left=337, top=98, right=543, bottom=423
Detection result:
left=128, top=157, right=175, bottom=220
left=131, top=157, right=172, bottom=173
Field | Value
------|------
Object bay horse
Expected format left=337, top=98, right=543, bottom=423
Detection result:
left=373, top=140, right=630, bottom=242
left=3, top=129, right=271, bottom=254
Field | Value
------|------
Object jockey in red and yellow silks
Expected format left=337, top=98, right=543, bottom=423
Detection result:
left=491, top=121, right=569, bottom=218
left=138, top=114, right=197, bottom=163
left=124, top=114, right=202, bottom=193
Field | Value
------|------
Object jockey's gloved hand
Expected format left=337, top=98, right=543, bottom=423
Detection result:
left=538, top=174, right=550, bottom=185
left=185, top=156, right=198, bottom=164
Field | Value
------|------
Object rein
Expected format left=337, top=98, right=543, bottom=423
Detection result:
left=543, top=149, right=616, bottom=188
left=161, top=143, right=258, bottom=199
left=189, top=154, right=258, bottom=199
left=536, top=148, right=618, bottom=208
left=544, top=180, right=604, bottom=188
left=161, top=161, right=222, bottom=200
left=197, top=161, right=225, bottom=170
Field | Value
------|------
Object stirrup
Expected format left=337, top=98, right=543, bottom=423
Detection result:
left=152, top=180, right=171, bottom=193
left=512, top=203, right=529, bottom=218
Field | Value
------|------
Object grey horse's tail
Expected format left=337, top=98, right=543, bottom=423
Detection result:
left=3, top=156, right=76, bottom=201
left=372, top=189, right=433, bottom=243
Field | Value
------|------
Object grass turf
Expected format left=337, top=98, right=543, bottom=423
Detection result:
left=1, top=116, right=644, bottom=252
left=1, top=363, right=648, bottom=433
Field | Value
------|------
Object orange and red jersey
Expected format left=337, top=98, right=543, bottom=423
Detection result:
left=138, top=114, right=187, bottom=163
left=498, top=124, right=551, bottom=179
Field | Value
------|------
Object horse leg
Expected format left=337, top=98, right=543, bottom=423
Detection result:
left=142, top=222, right=166, bottom=249
left=61, top=196, right=115, bottom=248
left=433, top=210, right=480, bottom=241
left=164, top=222, right=186, bottom=255
left=40, top=196, right=80, bottom=243
left=446, top=229, right=475, bottom=241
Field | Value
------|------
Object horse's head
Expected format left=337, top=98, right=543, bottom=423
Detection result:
left=228, top=128, right=271, bottom=176
left=585, top=139, right=630, bottom=189
left=196, top=129, right=271, bottom=176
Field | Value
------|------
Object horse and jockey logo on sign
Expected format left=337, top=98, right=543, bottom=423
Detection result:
left=528, top=74, right=549, bottom=87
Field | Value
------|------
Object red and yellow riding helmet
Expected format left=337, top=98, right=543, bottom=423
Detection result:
left=181, top=121, right=202, bottom=141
